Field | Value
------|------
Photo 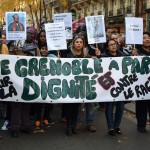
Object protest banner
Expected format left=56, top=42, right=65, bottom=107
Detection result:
left=53, top=13, right=72, bottom=39
left=0, top=55, right=150, bottom=103
left=85, top=15, right=106, bottom=44
left=125, top=17, right=143, bottom=44
left=45, top=22, right=67, bottom=51
left=6, top=12, right=26, bottom=40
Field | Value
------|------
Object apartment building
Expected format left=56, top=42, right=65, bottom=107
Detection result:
left=23, top=0, right=150, bottom=32
left=144, top=0, right=150, bottom=31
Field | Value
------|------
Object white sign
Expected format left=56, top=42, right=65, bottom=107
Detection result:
left=85, top=15, right=106, bottom=44
left=54, top=13, right=72, bottom=39
left=0, top=55, right=149, bottom=103
left=45, top=22, right=67, bottom=51
left=6, top=12, right=26, bottom=40
left=3, top=25, right=6, bottom=31
left=125, top=17, right=143, bottom=44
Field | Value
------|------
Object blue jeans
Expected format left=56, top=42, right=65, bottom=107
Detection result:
left=105, top=101, right=124, bottom=130
left=76, top=103, right=94, bottom=125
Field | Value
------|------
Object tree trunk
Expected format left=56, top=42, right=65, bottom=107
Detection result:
left=135, top=0, right=139, bottom=17
left=28, top=5, right=35, bottom=27
left=122, top=0, right=125, bottom=29
left=104, top=0, right=108, bottom=27
left=67, top=0, right=71, bottom=12
left=34, top=11, right=40, bottom=31
left=49, top=3, right=53, bottom=21
left=43, top=0, right=47, bottom=22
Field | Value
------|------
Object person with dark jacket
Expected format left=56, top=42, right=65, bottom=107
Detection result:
left=10, top=27, right=40, bottom=138
left=34, top=42, right=56, bottom=131
left=134, top=32, right=150, bottom=133
left=33, top=30, right=55, bottom=131
left=62, top=35, right=90, bottom=136
left=102, top=39, right=125, bottom=136
left=71, top=26, right=99, bottom=133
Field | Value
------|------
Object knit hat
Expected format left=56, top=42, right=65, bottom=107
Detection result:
left=27, top=26, right=36, bottom=33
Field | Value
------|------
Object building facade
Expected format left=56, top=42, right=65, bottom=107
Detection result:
left=23, top=0, right=150, bottom=32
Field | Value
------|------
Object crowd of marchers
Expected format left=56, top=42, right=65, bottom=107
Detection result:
left=0, top=21, right=150, bottom=139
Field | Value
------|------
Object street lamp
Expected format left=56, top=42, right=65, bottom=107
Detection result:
left=77, top=7, right=81, bottom=27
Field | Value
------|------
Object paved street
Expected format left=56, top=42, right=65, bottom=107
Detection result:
left=0, top=103, right=150, bottom=150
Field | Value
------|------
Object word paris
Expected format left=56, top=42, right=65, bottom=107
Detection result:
left=0, top=56, right=149, bottom=102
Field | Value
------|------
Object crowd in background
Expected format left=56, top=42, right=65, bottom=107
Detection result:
left=0, top=23, right=150, bottom=139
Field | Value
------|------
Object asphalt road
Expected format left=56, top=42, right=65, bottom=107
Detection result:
left=0, top=104, right=150, bottom=150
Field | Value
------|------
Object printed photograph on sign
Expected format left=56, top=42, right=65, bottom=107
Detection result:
left=85, top=15, right=106, bottom=44
left=8, top=14, right=25, bottom=31
left=53, top=13, right=72, bottom=39
left=6, top=12, right=26, bottom=40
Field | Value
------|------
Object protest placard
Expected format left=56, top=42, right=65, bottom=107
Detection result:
left=54, top=13, right=72, bottom=39
left=85, top=15, right=106, bottom=44
left=125, top=17, right=143, bottom=44
left=6, top=12, right=26, bottom=40
left=45, top=22, right=67, bottom=51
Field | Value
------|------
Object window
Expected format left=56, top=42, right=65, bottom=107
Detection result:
left=119, top=0, right=123, bottom=8
left=127, top=0, right=131, bottom=6
left=110, top=0, right=115, bottom=10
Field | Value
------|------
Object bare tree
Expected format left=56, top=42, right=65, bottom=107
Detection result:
left=43, top=0, right=47, bottom=23
left=135, top=0, right=139, bottom=17
left=28, top=4, right=35, bottom=27
left=104, top=0, right=108, bottom=27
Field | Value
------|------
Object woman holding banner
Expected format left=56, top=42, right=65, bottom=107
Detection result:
left=102, top=39, right=125, bottom=136
left=135, top=32, right=150, bottom=133
left=34, top=30, right=55, bottom=132
left=72, top=25, right=99, bottom=133
left=63, top=35, right=89, bottom=136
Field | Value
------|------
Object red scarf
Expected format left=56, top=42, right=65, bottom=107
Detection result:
left=12, top=22, right=23, bottom=31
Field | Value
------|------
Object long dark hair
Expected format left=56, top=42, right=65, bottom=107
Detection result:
left=104, top=39, right=116, bottom=52
left=37, top=30, right=46, bottom=48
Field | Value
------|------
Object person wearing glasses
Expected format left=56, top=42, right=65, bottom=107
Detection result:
left=102, top=39, right=125, bottom=136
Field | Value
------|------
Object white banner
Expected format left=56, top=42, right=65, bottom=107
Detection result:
left=6, top=12, right=26, bottom=40
left=85, top=15, right=106, bottom=44
left=53, top=13, right=72, bottom=39
left=45, top=22, right=67, bottom=51
left=125, top=17, right=143, bottom=44
left=0, top=55, right=150, bottom=103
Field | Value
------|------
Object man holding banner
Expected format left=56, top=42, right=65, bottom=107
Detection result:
left=135, top=32, right=150, bottom=133
left=10, top=26, right=39, bottom=138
